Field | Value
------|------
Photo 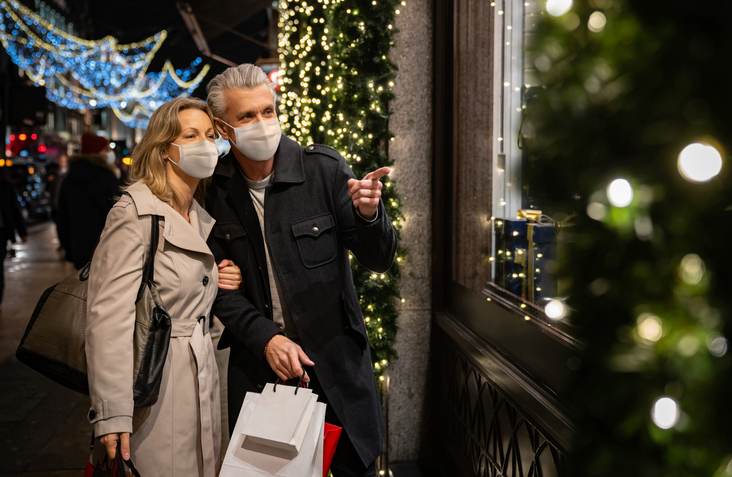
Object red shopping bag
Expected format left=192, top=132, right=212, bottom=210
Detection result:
left=323, top=422, right=343, bottom=477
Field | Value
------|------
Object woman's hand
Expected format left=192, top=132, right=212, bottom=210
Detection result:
left=100, top=432, right=131, bottom=461
left=217, top=259, right=242, bottom=290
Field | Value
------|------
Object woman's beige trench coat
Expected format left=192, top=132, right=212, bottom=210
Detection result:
left=85, top=180, right=221, bottom=476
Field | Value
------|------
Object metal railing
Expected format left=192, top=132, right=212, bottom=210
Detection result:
left=426, top=312, right=572, bottom=477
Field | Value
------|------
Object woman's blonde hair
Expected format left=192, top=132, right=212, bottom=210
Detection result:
left=129, top=97, right=214, bottom=208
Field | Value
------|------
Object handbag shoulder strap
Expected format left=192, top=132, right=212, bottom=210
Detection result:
left=136, top=213, right=162, bottom=303
left=141, top=214, right=161, bottom=285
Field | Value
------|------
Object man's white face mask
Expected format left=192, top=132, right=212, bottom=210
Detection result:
left=220, top=118, right=282, bottom=162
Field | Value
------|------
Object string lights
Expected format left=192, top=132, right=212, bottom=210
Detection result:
left=278, top=0, right=405, bottom=378
left=0, top=0, right=209, bottom=128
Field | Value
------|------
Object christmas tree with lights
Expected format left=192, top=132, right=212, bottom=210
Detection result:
left=526, top=0, right=732, bottom=474
left=277, top=0, right=405, bottom=381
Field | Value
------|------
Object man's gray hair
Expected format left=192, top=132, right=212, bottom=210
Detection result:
left=206, top=64, right=275, bottom=118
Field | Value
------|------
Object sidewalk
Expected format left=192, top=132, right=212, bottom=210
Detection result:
left=0, top=223, right=87, bottom=476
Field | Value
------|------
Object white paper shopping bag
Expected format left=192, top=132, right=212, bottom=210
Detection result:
left=220, top=391, right=326, bottom=477
left=240, top=383, right=316, bottom=456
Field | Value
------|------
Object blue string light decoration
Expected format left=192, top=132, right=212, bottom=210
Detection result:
left=0, top=0, right=210, bottom=128
left=111, top=58, right=207, bottom=129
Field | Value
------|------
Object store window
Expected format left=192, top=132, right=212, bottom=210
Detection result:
left=489, top=0, right=564, bottom=306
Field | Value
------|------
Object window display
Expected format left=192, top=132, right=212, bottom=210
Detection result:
left=489, top=0, right=565, bottom=306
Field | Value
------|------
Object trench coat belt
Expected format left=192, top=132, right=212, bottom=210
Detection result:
left=170, top=317, right=219, bottom=477
left=170, top=316, right=210, bottom=337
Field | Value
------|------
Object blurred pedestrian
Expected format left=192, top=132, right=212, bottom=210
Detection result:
left=57, top=134, right=119, bottom=269
left=85, top=97, right=241, bottom=477
left=47, top=153, right=69, bottom=251
left=0, top=170, right=27, bottom=308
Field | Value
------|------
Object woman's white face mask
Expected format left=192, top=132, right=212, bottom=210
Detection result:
left=168, top=140, right=219, bottom=179
left=220, top=118, right=282, bottom=162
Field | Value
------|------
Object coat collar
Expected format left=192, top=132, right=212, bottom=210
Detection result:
left=124, top=181, right=215, bottom=256
left=213, top=134, right=305, bottom=185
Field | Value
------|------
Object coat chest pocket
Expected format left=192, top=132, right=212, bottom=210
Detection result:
left=291, top=214, right=337, bottom=269
left=213, top=223, right=247, bottom=242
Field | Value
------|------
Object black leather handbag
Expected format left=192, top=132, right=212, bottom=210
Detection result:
left=130, top=215, right=172, bottom=407
left=17, top=213, right=171, bottom=407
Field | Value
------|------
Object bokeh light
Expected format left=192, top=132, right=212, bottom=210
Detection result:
left=544, top=299, right=567, bottom=320
left=636, top=313, right=663, bottom=343
left=651, top=396, right=680, bottom=430
left=587, top=11, right=606, bottom=32
left=678, top=143, right=723, bottom=182
left=546, top=0, right=572, bottom=17
left=607, top=178, right=633, bottom=207
left=586, top=201, right=607, bottom=221
left=679, top=254, right=705, bottom=285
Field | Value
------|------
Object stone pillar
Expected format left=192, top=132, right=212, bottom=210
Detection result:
left=388, top=0, right=433, bottom=462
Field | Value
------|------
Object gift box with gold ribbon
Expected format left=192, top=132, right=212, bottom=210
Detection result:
left=494, top=209, right=557, bottom=303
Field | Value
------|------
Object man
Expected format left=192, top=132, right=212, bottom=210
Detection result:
left=205, top=64, right=396, bottom=476
left=57, top=133, right=119, bottom=268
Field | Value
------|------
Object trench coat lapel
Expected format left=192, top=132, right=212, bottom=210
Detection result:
left=125, top=181, right=214, bottom=257
left=162, top=203, right=215, bottom=257
left=190, top=200, right=216, bottom=246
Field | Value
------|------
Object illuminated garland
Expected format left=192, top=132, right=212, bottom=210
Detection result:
left=0, top=0, right=209, bottom=128
left=278, top=0, right=405, bottom=380
left=108, top=59, right=210, bottom=129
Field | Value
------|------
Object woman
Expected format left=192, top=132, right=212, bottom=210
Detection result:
left=85, top=97, right=239, bottom=476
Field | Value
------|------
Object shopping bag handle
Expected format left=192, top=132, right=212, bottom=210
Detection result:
left=119, top=441, right=141, bottom=477
left=112, top=439, right=141, bottom=477
left=273, top=371, right=309, bottom=394
left=89, top=433, right=141, bottom=477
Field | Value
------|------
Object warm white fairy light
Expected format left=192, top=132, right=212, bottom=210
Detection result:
left=545, top=0, right=572, bottom=17
left=636, top=313, right=663, bottom=343
left=607, top=178, right=633, bottom=207
left=679, top=254, right=705, bottom=285
left=587, top=11, right=607, bottom=32
left=586, top=201, right=607, bottom=221
left=651, top=396, right=680, bottom=430
left=678, top=335, right=700, bottom=357
left=677, top=142, right=723, bottom=183
left=544, top=299, right=567, bottom=320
